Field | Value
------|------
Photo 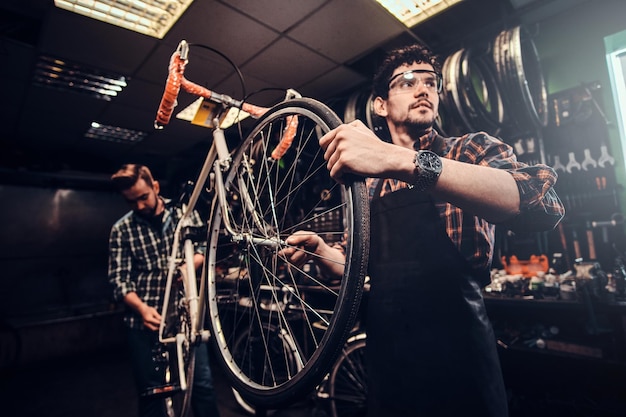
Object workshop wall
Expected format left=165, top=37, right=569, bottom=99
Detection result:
left=2, top=1, right=626, bottom=366
left=536, top=0, right=626, bottom=196
left=532, top=1, right=626, bottom=269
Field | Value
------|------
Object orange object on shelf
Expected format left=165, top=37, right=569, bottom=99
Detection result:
left=501, top=255, right=550, bottom=277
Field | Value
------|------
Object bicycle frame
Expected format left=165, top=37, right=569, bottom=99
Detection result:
left=157, top=40, right=303, bottom=391
left=152, top=40, right=369, bottom=410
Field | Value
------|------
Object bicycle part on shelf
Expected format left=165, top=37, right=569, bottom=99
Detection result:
left=598, top=144, right=615, bottom=167
left=440, top=46, right=505, bottom=136
left=566, top=151, right=581, bottom=173
left=206, top=98, right=369, bottom=408
left=491, top=25, right=548, bottom=132
left=581, top=148, right=597, bottom=171
left=552, top=155, right=566, bottom=173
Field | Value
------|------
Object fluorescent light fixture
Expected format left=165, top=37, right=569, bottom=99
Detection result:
left=54, top=0, right=194, bottom=39
left=85, top=122, right=147, bottom=143
left=33, top=55, right=128, bottom=101
left=376, top=0, right=463, bottom=27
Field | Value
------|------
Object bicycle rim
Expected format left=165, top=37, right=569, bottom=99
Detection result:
left=231, top=322, right=301, bottom=415
left=206, top=97, right=369, bottom=407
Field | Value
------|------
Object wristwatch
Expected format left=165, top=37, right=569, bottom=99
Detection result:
left=412, top=150, right=442, bottom=191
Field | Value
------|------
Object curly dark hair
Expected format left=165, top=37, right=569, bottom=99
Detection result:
left=372, top=44, right=442, bottom=100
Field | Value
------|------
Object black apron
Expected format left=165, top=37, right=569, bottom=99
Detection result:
left=366, top=182, right=508, bottom=416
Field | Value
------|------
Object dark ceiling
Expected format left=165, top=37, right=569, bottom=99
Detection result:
left=0, top=0, right=591, bottom=182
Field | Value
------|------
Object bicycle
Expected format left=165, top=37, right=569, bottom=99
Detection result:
left=151, top=40, right=370, bottom=416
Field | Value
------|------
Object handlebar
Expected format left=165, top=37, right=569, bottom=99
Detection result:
left=154, top=40, right=301, bottom=161
left=155, top=40, right=268, bottom=129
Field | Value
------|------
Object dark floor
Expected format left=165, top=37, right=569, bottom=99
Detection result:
left=3, top=343, right=626, bottom=417
left=0, top=346, right=320, bottom=417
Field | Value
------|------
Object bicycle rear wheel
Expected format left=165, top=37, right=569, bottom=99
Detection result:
left=206, top=97, right=369, bottom=407
left=326, top=334, right=367, bottom=417
left=163, top=283, right=195, bottom=417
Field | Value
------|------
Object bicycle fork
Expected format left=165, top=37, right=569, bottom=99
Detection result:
left=212, top=123, right=289, bottom=252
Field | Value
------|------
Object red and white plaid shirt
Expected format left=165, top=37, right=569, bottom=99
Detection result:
left=366, top=129, right=564, bottom=277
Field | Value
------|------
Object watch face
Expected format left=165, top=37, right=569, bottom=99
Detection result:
left=419, top=151, right=442, bottom=172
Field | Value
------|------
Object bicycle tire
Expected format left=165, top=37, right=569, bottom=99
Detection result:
left=206, top=97, right=369, bottom=407
left=327, top=334, right=367, bottom=417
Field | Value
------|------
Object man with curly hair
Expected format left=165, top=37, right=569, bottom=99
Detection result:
left=282, top=44, right=564, bottom=416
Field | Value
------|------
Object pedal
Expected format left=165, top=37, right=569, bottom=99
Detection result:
left=141, top=384, right=182, bottom=399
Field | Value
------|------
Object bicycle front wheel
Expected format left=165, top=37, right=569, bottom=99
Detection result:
left=206, top=98, right=369, bottom=407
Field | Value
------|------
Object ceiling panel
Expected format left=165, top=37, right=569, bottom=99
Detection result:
left=222, top=0, right=328, bottom=32
left=287, top=0, right=405, bottom=63
left=164, top=0, right=280, bottom=66
left=39, top=9, right=158, bottom=75
left=242, top=37, right=336, bottom=92
left=299, top=65, right=369, bottom=102
left=0, top=0, right=598, bottom=179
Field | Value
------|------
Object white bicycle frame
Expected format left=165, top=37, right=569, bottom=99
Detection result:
left=158, top=89, right=302, bottom=391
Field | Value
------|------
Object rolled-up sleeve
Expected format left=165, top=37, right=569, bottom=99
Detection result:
left=460, top=132, right=565, bottom=233
left=504, top=165, right=565, bottom=232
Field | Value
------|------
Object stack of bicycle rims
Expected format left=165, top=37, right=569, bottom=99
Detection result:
left=343, top=89, right=390, bottom=142
left=440, top=25, right=548, bottom=137
left=491, top=25, right=548, bottom=132
left=441, top=45, right=505, bottom=136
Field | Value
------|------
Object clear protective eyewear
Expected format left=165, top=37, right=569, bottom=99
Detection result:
left=388, top=69, right=443, bottom=94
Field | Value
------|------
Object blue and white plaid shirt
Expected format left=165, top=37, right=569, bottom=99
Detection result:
left=108, top=197, right=205, bottom=329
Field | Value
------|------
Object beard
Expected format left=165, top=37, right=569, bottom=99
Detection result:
left=401, top=113, right=435, bottom=136
left=135, top=198, right=160, bottom=219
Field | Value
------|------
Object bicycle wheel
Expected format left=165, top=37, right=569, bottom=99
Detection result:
left=163, top=350, right=195, bottom=417
left=326, top=333, right=367, bottom=417
left=163, top=280, right=196, bottom=417
left=206, top=97, right=369, bottom=407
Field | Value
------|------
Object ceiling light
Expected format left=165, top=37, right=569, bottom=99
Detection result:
left=85, top=122, right=147, bottom=143
left=54, top=0, right=194, bottom=39
left=33, top=55, right=128, bottom=101
left=376, top=0, right=463, bottom=27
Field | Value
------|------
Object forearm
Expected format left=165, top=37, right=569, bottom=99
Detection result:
left=123, top=291, right=149, bottom=315
left=391, top=147, right=520, bottom=223
left=313, top=241, right=346, bottom=279
left=433, top=159, right=520, bottom=223
left=124, top=291, right=162, bottom=331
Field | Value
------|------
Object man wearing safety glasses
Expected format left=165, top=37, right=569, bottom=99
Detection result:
left=283, top=44, right=564, bottom=416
